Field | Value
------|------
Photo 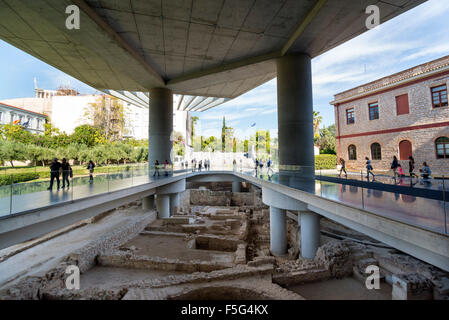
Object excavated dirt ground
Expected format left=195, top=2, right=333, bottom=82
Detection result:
left=1, top=183, right=448, bottom=300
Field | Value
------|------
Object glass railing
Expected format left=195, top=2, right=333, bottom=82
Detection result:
left=1, top=162, right=447, bottom=236
left=0, top=163, right=191, bottom=217
left=236, top=166, right=448, bottom=235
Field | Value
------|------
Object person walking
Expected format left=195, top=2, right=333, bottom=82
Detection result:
left=233, top=159, right=237, bottom=171
left=420, top=162, right=432, bottom=180
left=255, top=158, right=259, bottom=175
left=259, top=159, right=264, bottom=174
left=47, top=158, right=61, bottom=190
left=397, top=164, right=406, bottom=178
left=267, top=158, right=273, bottom=175
left=87, top=160, right=95, bottom=183
left=185, top=160, right=188, bottom=171
left=339, top=158, right=347, bottom=178
left=391, top=156, right=399, bottom=179
left=164, top=160, right=170, bottom=176
left=408, top=156, right=418, bottom=178
left=365, top=157, right=375, bottom=181
left=61, top=158, right=71, bottom=189
left=153, top=160, right=160, bottom=177
left=198, top=160, right=203, bottom=172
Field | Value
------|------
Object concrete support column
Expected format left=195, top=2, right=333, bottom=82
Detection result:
left=156, top=194, right=170, bottom=219
left=232, top=181, right=241, bottom=193
left=142, top=195, right=154, bottom=211
left=270, top=206, right=287, bottom=256
left=169, top=193, right=180, bottom=216
left=277, top=54, right=314, bottom=179
left=149, top=88, right=173, bottom=167
left=300, top=211, right=321, bottom=259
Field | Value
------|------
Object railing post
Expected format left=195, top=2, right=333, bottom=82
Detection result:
left=443, top=175, right=447, bottom=235
left=9, top=174, right=13, bottom=215
left=107, top=168, right=110, bottom=193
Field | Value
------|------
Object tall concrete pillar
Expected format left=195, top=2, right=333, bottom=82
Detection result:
left=277, top=54, right=314, bottom=179
left=169, top=193, right=180, bottom=216
left=300, top=211, right=321, bottom=259
left=142, top=195, right=154, bottom=211
left=156, top=194, right=170, bottom=219
left=149, top=88, right=173, bottom=167
left=270, top=206, right=287, bottom=256
left=232, top=181, right=241, bottom=193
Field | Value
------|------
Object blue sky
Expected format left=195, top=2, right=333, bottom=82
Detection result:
left=0, top=0, right=448, bottom=140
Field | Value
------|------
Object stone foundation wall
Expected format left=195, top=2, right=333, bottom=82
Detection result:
left=189, top=189, right=258, bottom=206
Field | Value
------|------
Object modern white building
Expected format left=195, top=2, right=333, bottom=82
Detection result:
left=0, top=102, right=46, bottom=134
left=1, top=87, right=191, bottom=141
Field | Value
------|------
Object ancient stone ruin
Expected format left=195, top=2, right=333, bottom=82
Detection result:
left=1, top=181, right=448, bottom=300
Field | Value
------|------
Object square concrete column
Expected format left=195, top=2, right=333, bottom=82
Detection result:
left=299, top=211, right=321, bottom=259
left=277, top=54, right=315, bottom=179
left=149, top=88, right=173, bottom=168
left=156, top=194, right=170, bottom=219
left=142, top=195, right=155, bottom=211
left=270, top=206, right=287, bottom=256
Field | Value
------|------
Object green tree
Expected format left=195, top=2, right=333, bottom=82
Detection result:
left=318, top=124, right=336, bottom=155
left=266, top=131, right=271, bottom=155
left=85, top=95, right=125, bottom=141
left=313, top=111, right=323, bottom=142
left=71, top=125, right=106, bottom=147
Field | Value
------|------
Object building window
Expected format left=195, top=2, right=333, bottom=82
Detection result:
left=396, top=94, right=410, bottom=115
left=348, top=145, right=357, bottom=160
left=368, top=102, right=379, bottom=120
left=399, top=140, right=412, bottom=160
left=436, top=137, right=449, bottom=159
left=346, top=108, right=355, bottom=124
left=431, top=85, right=448, bottom=108
left=371, top=143, right=382, bottom=160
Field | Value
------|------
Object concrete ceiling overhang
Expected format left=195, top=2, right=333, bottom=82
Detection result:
left=0, top=0, right=426, bottom=109
left=103, top=89, right=230, bottom=112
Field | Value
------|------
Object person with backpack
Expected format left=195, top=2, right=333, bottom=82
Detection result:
left=153, top=160, right=160, bottom=177
left=420, top=162, right=432, bottom=180
left=391, top=156, right=399, bottom=179
left=267, top=158, right=273, bottom=175
left=47, top=158, right=61, bottom=190
left=87, top=160, right=95, bottom=183
left=61, top=158, right=72, bottom=189
left=365, top=157, right=375, bottom=181
left=408, top=156, right=418, bottom=178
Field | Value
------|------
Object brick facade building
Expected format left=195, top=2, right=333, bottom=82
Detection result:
left=331, top=55, right=449, bottom=176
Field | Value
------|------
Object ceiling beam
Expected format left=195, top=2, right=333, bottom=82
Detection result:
left=281, top=0, right=327, bottom=56
left=167, top=51, right=280, bottom=86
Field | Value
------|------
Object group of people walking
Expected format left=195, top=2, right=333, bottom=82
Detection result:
left=339, top=156, right=432, bottom=182
left=47, top=158, right=95, bottom=191
left=187, top=159, right=210, bottom=172
left=254, top=158, right=273, bottom=175
left=153, top=160, right=170, bottom=177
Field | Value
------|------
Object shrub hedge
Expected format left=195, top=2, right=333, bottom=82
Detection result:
left=0, top=173, right=40, bottom=186
left=315, top=154, right=337, bottom=170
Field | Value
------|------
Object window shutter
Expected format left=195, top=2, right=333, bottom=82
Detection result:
left=396, top=94, right=409, bottom=115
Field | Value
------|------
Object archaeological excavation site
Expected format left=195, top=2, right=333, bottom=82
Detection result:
left=1, top=180, right=447, bottom=301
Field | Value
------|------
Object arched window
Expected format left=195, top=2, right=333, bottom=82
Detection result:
left=371, top=143, right=382, bottom=160
left=348, top=145, right=357, bottom=160
left=436, top=137, right=449, bottom=159
left=399, top=140, right=412, bottom=160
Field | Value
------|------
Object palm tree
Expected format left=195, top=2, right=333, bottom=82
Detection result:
left=313, top=111, right=322, bottom=141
